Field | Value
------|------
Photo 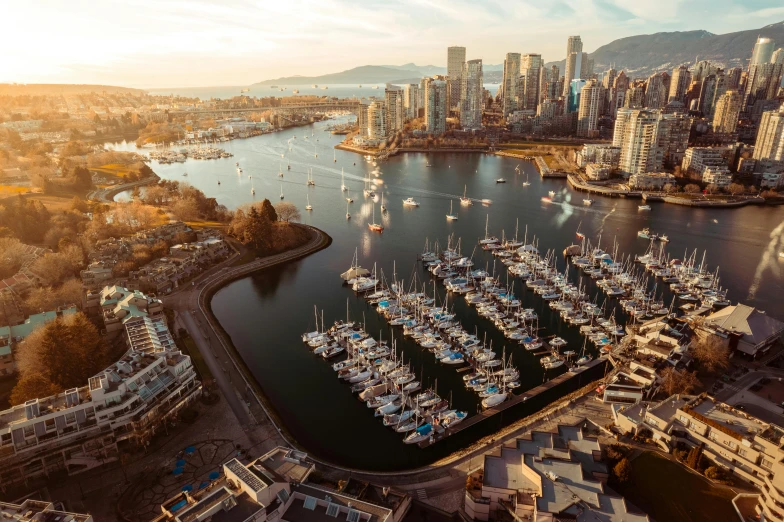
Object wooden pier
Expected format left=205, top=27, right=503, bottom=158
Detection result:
left=417, top=356, right=607, bottom=448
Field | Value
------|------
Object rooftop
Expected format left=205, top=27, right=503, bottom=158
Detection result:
left=647, top=395, right=695, bottom=422
left=687, top=396, right=768, bottom=439
left=704, top=304, right=784, bottom=346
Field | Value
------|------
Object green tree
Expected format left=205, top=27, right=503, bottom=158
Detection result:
left=259, top=199, right=277, bottom=223
left=612, top=458, right=632, bottom=483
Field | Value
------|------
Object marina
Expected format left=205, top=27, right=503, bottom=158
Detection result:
left=109, top=118, right=784, bottom=470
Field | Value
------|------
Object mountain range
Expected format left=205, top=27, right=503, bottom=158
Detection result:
left=255, top=22, right=784, bottom=87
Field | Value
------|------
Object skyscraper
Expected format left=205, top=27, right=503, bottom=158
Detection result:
left=520, top=54, right=543, bottom=111
left=750, top=37, right=775, bottom=66
left=712, top=90, right=741, bottom=133
left=576, top=80, right=604, bottom=137
left=644, top=72, right=670, bottom=109
left=502, top=53, right=521, bottom=116
left=568, top=79, right=587, bottom=113
left=563, top=36, right=583, bottom=96
left=625, top=80, right=646, bottom=109
left=447, top=46, right=467, bottom=110
left=543, top=65, right=562, bottom=100
left=753, top=107, right=784, bottom=162
left=403, top=84, right=419, bottom=121
left=610, top=71, right=630, bottom=117
left=460, top=59, right=484, bottom=130
left=669, top=65, right=692, bottom=103
left=614, top=109, right=691, bottom=176
left=367, top=100, right=387, bottom=140
left=424, top=77, right=447, bottom=136
left=384, top=86, right=403, bottom=134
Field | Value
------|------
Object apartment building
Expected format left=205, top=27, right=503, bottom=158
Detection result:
left=125, top=315, right=177, bottom=353
left=616, top=394, right=784, bottom=522
left=0, top=499, right=92, bottom=522
left=0, top=306, right=78, bottom=376
left=86, top=285, right=164, bottom=333
left=151, top=446, right=410, bottom=522
left=700, top=303, right=784, bottom=358
left=79, top=261, right=114, bottom=290
left=576, top=144, right=620, bottom=168
left=464, top=422, right=648, bottom=521
left=0, top=348, right=200, bottom=487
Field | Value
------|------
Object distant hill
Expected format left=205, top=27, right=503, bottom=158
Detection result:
left=255, top=62, right=505, bottom=86
left=0, top=84, right=146, bottom=96
left=546, top=21, right=784, bottom=77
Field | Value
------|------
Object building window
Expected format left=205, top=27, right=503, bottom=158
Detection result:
left=761, top=458, right=774, bottom=470
left=326, top=504, right=340, bottom=517
left=23, top=426, right=34, bottom=438
left=303, top=496, right=317, bottom=511
left=45, top=419, right=55, bottom=431
left=347, top=510, right=361, bottom=522
left=738, top=448, right=747, bottom=457
left=709, top=431, right=718, bottom=442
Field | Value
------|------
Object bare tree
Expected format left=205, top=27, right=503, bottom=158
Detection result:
left=691, top=335, right=731, bottom=374
left=660, top=367, right=702, bottom=396
left=684, top=183, right=701, bottom=194
left=274, top=202, right=301, bottom=223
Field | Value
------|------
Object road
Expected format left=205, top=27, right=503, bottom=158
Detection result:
left=88, top=175, right=159, bottom=203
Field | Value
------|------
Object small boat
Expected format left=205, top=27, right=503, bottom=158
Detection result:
left=659, top=234, right=669, bottom=242
left=541, top=196, right=552, bottom=203
left=446, top=201, right=458, bottom=221
left=403, top=197, right=420, bottom=207
left=404, top=423, right=432, bottom=444
left=522, top=172, right=530, bottom=186
left=341, top=168, right=347, bottom=192
left=346, top=188, right=354, bottom=203
left=638, top=205, right=651, bottom=211
left=496, top=178, right=506, bottom=183
left=380, top=193, right=386, bottom=212
left=182, top=172, right=188, bottom=177
left=279, top=184, right=284, bottom=200
left=368, top=204, right=383, bottom=232
left=583, top=198, right=593, bottom=206
left=481, top=392, right=507, bottom=409
left=548, top=190, right=556, bottom=197
left=346, top=201, right=351, bottom=220
left=460, top=185, right=472, bottom=206
left=305, top=194, right=312, bottom=211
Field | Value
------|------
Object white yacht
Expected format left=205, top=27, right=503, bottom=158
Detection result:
left=638, top=205, right=651, bottom=211
left=446, top=200, right=458, bottom=221
left=403, top=197, right=420, bottom=207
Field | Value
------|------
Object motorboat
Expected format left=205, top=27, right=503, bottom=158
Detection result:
left=548, top=190, right=556, bottom=197
left=481, top=392, right=508, bottom=409
left=496, top=178, right=506, bottom=183
left=583, top=198, right=593, bottom=206
left=403, top=197, right=420, bottom=207
left=638, top=205, right=651, bottom=211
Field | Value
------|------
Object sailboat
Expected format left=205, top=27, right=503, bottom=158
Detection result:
left=305, top=194, right=312, bottom=211
left=346, top=201, right=351, bottom=220
left=341, top=168, right=347, bottom=191
left=278, top=163, right=283, bottom=177
left=368, top=204, right=383, bottom=232
left=522, top=172, right=530, bottom=186
left=333, top=149, right=337, bottom=163
left=307, top=168, right=315, bottom=186
left=446, top=200, right=458, bottom=221
left=460, top=185, right=472, bottom=206
left=346, top=188, right=354, bottom=203
left=576, top=221, right=585, bottom=240
left=380, top=192, right=386, bottom=212
left=250, top=177, right=255, bottom=195
left=279, top=184, right=284, bottom=200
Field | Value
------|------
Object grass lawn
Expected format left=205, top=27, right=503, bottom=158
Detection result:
left=615, top=452, right=737, bottom=522
left=25, top=194, right=76, bottom=212
left=181, top=334, right=214, bottom=383
left=0, top=185, right=31, bottom=197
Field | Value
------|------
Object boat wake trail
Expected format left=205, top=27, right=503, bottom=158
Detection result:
left=747, top=219, right=784, bottom=300
left=596, top=206, right=617, bottom=236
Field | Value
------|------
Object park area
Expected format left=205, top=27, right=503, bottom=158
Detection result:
left=614, top=451, right=738, bottom=522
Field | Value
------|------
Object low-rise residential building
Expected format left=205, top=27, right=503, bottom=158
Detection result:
left=0, top=499, right=92, bottom=521
left=464, top=421, right=648, bottom=521
left=761, top=172, right=784, bottom=189
left=615, top=394, right=784, bottom=522
left=576, top=144, right=620, bottom=168
left=125, top=315, right=177, bottom=353
left=585, top=163, right=611, bottom=180
left=700, top=304, right=784, bottom=358
left=80, top=261, right=114, bottom=290
left=0, top=306, right=78, bottom=376
left=628, top=172, right=676, bottom=190
left=0, top=347, right=200, bottom=487
left=602, top=373, right=646, bottom=404
left=682, top=147, right=732, bottom=179
left=91, top=285, right=164, bottom=332
left=151, top=446, right=410, bottom=522
left=702, top=166, right=734, bottom=187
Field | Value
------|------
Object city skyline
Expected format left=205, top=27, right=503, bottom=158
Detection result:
left=2, top=0, right=783, bottom=88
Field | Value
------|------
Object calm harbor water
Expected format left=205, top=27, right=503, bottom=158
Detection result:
left=110, top=123, right=784, bottom=470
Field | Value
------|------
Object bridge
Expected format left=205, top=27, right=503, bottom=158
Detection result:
left=167, top=100, right=362, bottom=117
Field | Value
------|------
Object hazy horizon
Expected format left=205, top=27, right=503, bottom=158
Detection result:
left=3, top=0, right=783, bottom=89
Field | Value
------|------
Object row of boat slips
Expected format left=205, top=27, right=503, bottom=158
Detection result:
left=301, top=321, right=468, bottom=446
left=571, top=235, right=731, bottom=316
left=357, top=278, right=519, bottom=411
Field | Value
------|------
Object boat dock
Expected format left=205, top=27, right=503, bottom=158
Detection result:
left=417, top=356, right=607, bottom=448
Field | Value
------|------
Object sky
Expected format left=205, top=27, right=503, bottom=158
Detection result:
left=2, top=0, right=783, bottom=88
